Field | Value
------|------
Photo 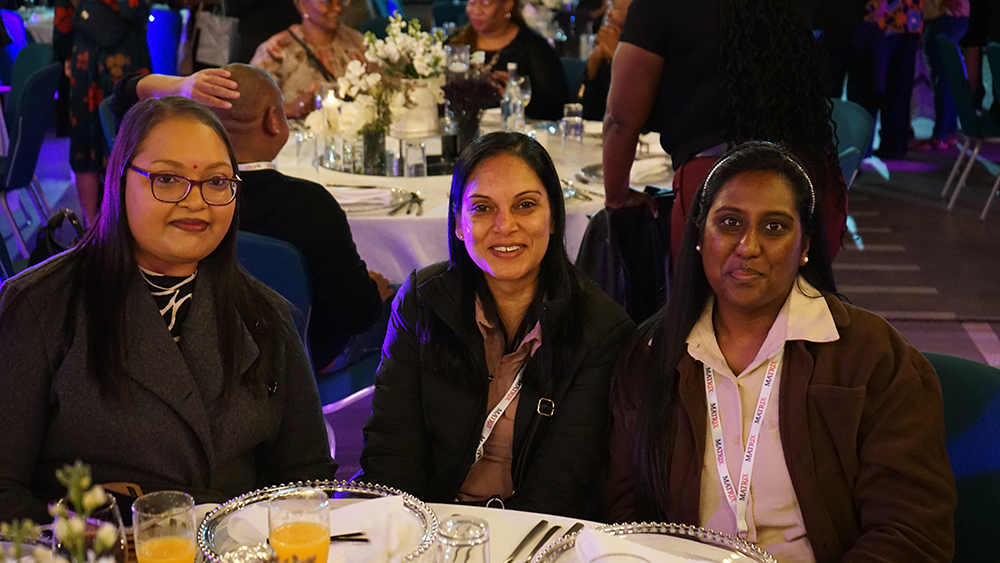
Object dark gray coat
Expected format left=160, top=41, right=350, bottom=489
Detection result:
left=360, top=262, right=635, bottom=517
left=0, top=251, right=337, bottom=521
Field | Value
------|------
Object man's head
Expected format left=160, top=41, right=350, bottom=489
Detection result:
left=212, top=64, right=289, bottom=163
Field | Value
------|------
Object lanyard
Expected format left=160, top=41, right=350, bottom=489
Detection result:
left=238, top=162, right=277, bottom=172
left=473, top=363, right=526, bottom=466
left=703, top=353, right=781, bottom=536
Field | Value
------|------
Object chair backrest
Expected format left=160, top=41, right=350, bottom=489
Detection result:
left=147, top=5, right=182, bottom=75
left=935, top=34, right=982, bottom=138
left=99, top=96, right=116, bottom=152
left=236, top=231, right=312, bottom=339
left=561, top=57, right=586, bottom=103
left=985, top=42, right=1000, bottom=114
left=432, top=0, right=468, bottom=27
left=6, top=43, right=55, bottom=127
left=830, top=98, right=874, bottom=188
left=0, top=238, right=13, bottom=283
left=4, top=62, right=60, bottom=191
left=0, top=9, right=28, bottom=86
left=922, top=351, right=1000, bottom=563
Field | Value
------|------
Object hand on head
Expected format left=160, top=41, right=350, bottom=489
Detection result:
left=179, top=68, right=241, bottom=110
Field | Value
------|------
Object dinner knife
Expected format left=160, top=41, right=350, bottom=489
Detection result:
left=524, top=525, right=561, bottom=563
left=502, top=519, right=548, bottom=563
left=560, top=522, right=584, bottom=539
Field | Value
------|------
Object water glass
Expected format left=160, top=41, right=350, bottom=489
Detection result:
left=404, top=140, right=427, bottom=177
left=445, top=44, right=471, bottom=81
left=267, top=488, right=330, bottom=563
left=132, top=491, right=196, bottom=563
left=436, top=516, right=489, bottom=563
left=561, top=103, right=584, bottom=142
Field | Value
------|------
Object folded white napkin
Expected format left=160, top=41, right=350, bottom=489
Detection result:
left=574, top=527, right=689, bottom=563
left=630, top=157, right=671, bottom=184
left=326, top=186, right=394, bottom=208
left=224, top=495, right=422, bottom=563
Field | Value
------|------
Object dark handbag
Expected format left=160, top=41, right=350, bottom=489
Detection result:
left=28, top=209, right=86, bottom=267
left=73, top=0, right=130, bottom=50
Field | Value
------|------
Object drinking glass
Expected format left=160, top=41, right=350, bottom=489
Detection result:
left=52, top=496, right=128, bottom=563
left=561, top=103, right=584, bottom=142
left=445, top=44, right=471, bottom=81
left=436, top=516, right=489, bottom=563
left=267, top=488, right=330, bottom=563
left=518, top=76, right=532, bottom=109
left=132, top=491, right=196, bottom=563
left=404, top=140, right=427, bottom=177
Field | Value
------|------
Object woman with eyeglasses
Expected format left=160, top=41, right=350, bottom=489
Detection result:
left=251, top=0, right=367, bottom=118
left=0, top=97, right=337, bottom=522
left=447, top=0, right=569, bottom=120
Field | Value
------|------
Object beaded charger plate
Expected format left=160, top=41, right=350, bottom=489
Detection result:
left=198, top=480, right=439, bottom=563
left=531, top=522, right=778, bottom=563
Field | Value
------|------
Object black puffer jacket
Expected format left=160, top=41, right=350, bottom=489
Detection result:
left=360, top=262, right=635, bottom=517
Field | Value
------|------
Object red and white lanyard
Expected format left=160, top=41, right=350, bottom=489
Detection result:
left=237, top=162, right=277, bottom=172
left=473, top=363, right=526, bottom=466
left=703, top=353, right=781, bottom=536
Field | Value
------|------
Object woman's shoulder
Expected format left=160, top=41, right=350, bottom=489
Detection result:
left=1, top=251, right=79, bottom=304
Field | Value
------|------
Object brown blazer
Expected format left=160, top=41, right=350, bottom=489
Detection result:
left=607, top=295, right=956, bottom=563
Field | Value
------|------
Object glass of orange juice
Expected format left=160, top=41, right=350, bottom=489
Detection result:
left=267, top=488, right=330, bottom=563
left=132, top=491, right=197, bottom=563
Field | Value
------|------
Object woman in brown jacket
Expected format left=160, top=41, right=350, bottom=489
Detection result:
left=607, top=142, right=956, bottom=562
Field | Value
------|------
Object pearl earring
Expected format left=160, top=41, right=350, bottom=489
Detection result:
left=696, top=245, right=701, bottom=252
left=803, top=256, right=809, bottom=264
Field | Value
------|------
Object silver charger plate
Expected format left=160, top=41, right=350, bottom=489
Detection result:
left=531, top=522, right=777, bottom=563
left=197, top=480, right=439, bottom=563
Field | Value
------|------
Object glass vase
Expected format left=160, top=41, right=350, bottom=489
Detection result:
left=363, top=130, right=387, bottom=176
left=456, top=116, right=481, bottom=156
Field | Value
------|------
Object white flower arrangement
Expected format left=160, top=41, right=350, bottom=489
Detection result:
left=363, top=13, right=447, bottom=80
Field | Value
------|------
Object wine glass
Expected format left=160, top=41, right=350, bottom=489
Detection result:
left=52, top=496, right=128, bottom=563
left=518, top=76, right=532, bottom=109
left=132, top=491, right=196, bottom=563
left=267, top=488, right=330, bottom=563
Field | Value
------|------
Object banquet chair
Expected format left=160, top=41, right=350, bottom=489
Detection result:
left=432, top=0, right=468, bottom=27
left=0, top=9, right=29, bottom=88
left=922, top=352, right=1000, bottom=563
left=99, top=97, right=117, bottom=152
left=236, top=231, right=312, bottom=341
left=0, top=62, right=61, bottom=259
left=5, top=44, right=54, bottom=124
left=830, top=98, right=874, bottom=188
left=982, top=41, right=1000, bottom=219
left=935, top=35, right=1000, bottom=220
left=0, top=236, right=13, bottom=283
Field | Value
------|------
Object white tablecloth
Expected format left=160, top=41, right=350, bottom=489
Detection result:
left=275, top=130, right=612, bottom=283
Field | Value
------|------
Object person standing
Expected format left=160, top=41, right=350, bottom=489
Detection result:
left=54, top=0, right=152, bottom=225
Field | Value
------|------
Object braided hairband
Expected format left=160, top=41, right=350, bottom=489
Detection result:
left=699, top=141, right=816, bottom=216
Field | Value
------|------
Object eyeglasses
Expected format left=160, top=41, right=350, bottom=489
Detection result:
left=128, top=165, right=240, bottom=206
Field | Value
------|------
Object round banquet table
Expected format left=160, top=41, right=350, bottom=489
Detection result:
left=273, top=127, right=618, bottom=283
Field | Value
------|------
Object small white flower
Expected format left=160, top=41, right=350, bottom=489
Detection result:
left=471, top=51, right=486, bottom=65
left=68, top=517, right=85, bottom=537
left=82, top=486, right=107, bottom=513
left=94, top=523, right=118, bottom=554
left=54, top=518, right=69, bottom=541
left=33, top=546, right=54, bottom=563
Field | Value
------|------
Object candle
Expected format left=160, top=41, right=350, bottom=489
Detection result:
left=448, top=62, right=469, bottom=74
left=322, top=92, right=341, bottom=135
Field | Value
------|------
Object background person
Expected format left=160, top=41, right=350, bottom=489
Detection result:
left=579, top=0, right=632, bottom=121
left=113, top=64, right=393, bottom=373
left=0, top=97, right=337, bottom=521
left=54, top=0, right=153, bottom=225
left=251, top=0, right=366, bottom=119
left=606, top=142, right=956, bottom=562
left=361, top=133, right=634, bottom=517
left=447, top=0, right=569, bottom=121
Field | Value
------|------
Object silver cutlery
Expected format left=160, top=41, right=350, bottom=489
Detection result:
left=503, top=519, right=548, bottom=563
left=561, top=522, right=584, bottom=539
left=524, top=525, right=561, bottom=562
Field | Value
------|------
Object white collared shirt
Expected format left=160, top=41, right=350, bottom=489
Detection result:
left=687, top=278, right=839, bottom=563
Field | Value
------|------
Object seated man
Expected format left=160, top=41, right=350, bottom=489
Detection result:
left=112, top=65, right=393, bottom=372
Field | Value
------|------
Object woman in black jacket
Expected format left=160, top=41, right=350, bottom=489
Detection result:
left=360, top=133, right=635, bottom=517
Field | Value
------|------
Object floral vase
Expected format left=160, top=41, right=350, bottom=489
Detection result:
left=390, top=78, right=443, bottom=137
left=363, top=130, right=387, bottom=176
left=456, top=116, right=481, bottom=156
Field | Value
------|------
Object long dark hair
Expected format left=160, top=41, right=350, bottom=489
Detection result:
left=719, top=0, right=845, bottom=221
left=622, top=142, right=838, bottom=520
left=76, top=96, right=287, bottom=400
left=425, top=132, right=581, bottom=390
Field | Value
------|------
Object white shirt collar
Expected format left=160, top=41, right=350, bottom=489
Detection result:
left=687, top=277, right=839, bottom=377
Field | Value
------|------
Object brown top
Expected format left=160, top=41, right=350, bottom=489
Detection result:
left=456, top=298, right=542, bottom=502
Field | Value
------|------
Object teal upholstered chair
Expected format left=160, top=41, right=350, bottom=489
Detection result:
left=922, top=352, right=1000, bottom=563
left=935, top=35, right=1000, bottom=220
left=99, top=97, right=117, bottom=152
left=830, top=98, right=874, bottom=188
left=236, top=231, right=312, bottom=340
left=1, top=235, right=13, bottom=283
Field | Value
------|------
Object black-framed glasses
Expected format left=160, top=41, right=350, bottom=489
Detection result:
left=128, top=165, right=240, bottom=206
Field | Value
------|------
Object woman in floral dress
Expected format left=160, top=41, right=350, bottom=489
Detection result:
left=54, top=0, right=151, bottom=225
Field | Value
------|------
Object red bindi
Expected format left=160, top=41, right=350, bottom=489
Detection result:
left=192, top=165, right=197, bottom=169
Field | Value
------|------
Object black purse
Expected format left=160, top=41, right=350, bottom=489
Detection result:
left=73, top=0, right=130, bottom=50
left=28, top=209, right=86, bottom=267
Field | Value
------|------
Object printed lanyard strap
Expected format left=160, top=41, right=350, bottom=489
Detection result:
left=704, top=353, right=781, bottom=536
left=238, top=162, right=276, bottom=172
left=473, top=363, right=526, bottom=466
